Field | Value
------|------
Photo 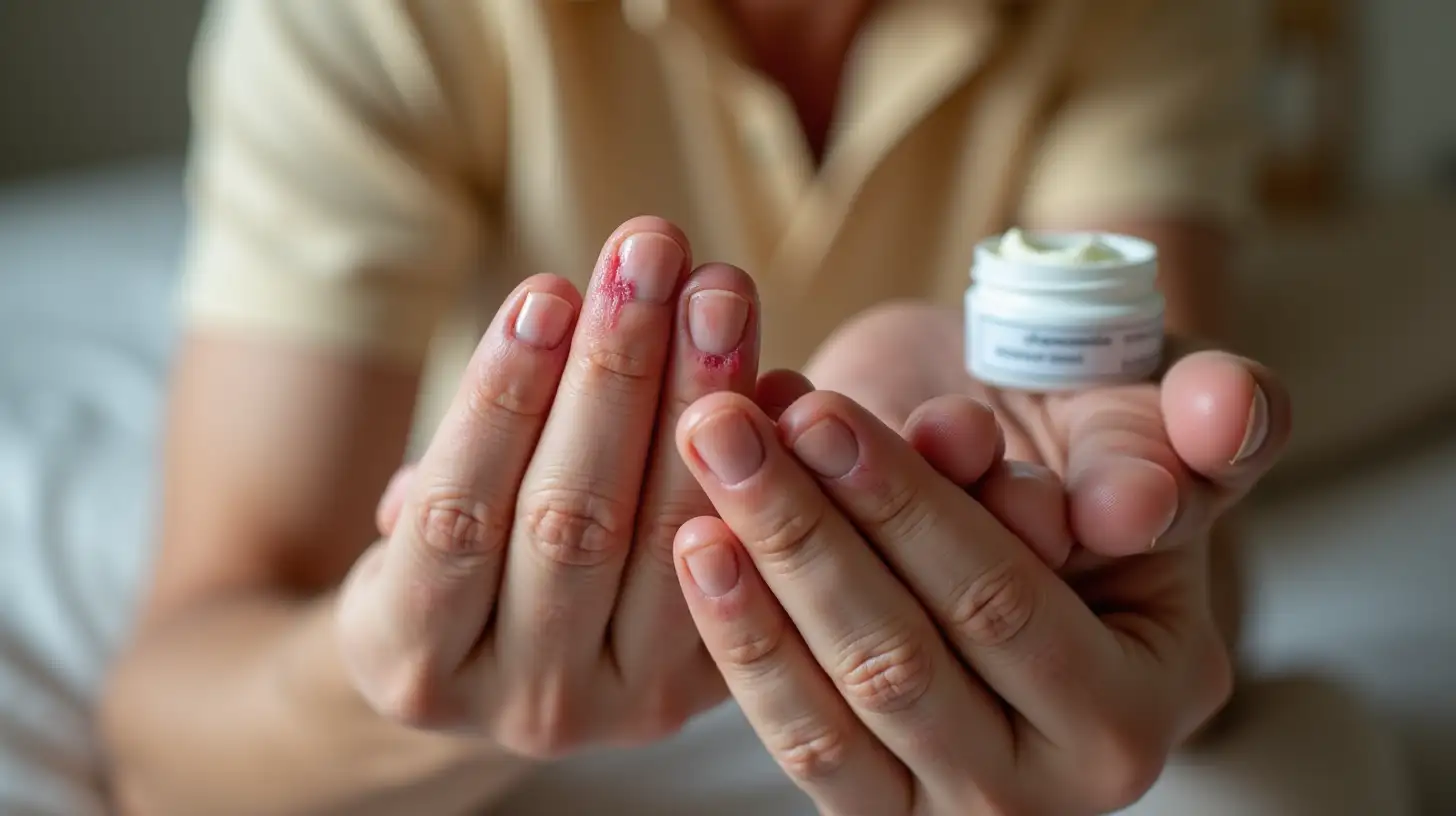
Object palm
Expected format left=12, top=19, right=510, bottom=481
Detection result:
left=953, top=374, right=1213, bottom=654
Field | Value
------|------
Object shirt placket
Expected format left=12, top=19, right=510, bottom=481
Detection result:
left=625, top=0, right=1004, bottom=310
left=761, top=1, right=1001, bottom=299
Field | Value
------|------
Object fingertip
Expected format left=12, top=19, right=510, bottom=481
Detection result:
left=754, top=369, right=815, bottom=421
left=1162, top=352, right=1292, bottom=484
left=902, top=395, right=1004, bottom=486
left=1067, top=456, right=1179, bottom=557
left=676, top=391, right=769, bottom=445
left=516, top=272, right=585, bottom=309
left=673, top=515, right=736, bottom=559
left=682, top=262, right=759, bottom=303
left=675, top=392, right=776, bottom=487
left=773, top=388, right=860, bottom=438
left=674, top=516, right=744, bottom=600
left=603, top=216, right=693, bottom=268
left=481, top=275, right=583, bottom=357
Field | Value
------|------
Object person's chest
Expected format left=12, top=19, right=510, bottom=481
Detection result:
left=412, top=0, right=1067, bottom=450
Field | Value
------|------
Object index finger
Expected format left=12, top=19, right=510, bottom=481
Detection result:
left=369, top=274, right=580, bottom=675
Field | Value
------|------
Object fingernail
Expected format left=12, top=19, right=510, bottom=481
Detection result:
left=692, top=411, right=765, bottom=485
left=514, top=292, right=574, bottom=349
left=790, top=417, right=859, bottom=479
left=1154, top=494, right=1179, bottom=543
left=1231, top=385, right=1269, bottom=465
left=684, top=541, right=740, bottom=598
left=688, top=290, right=750, bottom=355
left=616, top=232, right=685, bottom=304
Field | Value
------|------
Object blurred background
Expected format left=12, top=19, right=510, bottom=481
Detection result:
left=0, top=1, right=1453, bottom=814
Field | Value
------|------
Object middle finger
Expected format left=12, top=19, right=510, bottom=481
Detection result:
left=496, top=218, right=689, bottom=674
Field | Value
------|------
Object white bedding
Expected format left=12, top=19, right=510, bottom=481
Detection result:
left=0, top=159, right=1453, bottom=814
left=0, top=160, right=181, bottom=814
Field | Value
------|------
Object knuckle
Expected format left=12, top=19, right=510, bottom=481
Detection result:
left=835, top=624, right=935, bottom=715
left=582, top=346, right=659, bottom=387
left=720, top=619, right=788, bottom=679
left=464, top=364, right=553, bottom=423
left=413, top=492, right=510, bottom=569
left=857, top=471, right=929, bottom=535
left=766, top=715, right=851, bottom=784
left=517, top=487, right=633, bottom=568
left=945, top=561, right=1037, bottom=649
left=751, top=503, right=828, bottom=573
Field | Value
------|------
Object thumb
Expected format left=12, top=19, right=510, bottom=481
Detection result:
left=1161, top=351, right=1292, bottom=501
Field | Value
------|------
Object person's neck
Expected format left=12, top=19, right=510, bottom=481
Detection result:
left=716, top=0, right=878, bottom=165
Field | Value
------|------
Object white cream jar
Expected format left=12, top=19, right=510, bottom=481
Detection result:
left=965, top=229, right=1164, bottom=392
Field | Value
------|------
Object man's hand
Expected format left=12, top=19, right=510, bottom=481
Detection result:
left=669, top=344, right=1289, bottom=813
left=337, top=217, right=760, bottom=756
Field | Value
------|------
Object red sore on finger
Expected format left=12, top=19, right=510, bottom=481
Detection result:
left=701, top=348, right=742, bottom=374
left=600, top=250, right=633, bottom=328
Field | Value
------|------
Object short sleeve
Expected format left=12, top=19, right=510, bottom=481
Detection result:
left=180, top=0, right=506, bottom=362
left=1019, top=0, right=1261, bottom=226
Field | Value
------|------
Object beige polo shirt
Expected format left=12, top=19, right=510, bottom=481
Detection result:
left=182, top=0, right=1256, bottom=443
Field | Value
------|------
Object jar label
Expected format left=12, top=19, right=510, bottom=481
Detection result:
left=968, top=313, right=1163, bottom=385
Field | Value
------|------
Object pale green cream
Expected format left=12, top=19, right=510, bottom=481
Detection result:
left=997, top=228, right=1122, bottom=265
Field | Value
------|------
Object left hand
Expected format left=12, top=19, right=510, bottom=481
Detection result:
left=670, top=351, right=1289, bottom=814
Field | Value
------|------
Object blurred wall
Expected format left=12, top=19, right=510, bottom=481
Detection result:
left=1360, top=0, right=1456, bottom=189
left=0, top=1, right=1451, bottom=189
left=0, top=2, right=204, bottom=182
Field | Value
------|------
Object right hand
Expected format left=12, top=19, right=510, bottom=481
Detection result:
left=336, top=217, right=761, bottom=757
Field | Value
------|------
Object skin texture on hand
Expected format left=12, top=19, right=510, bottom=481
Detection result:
left=336, top=218, right=766, bottom=754
left=675, top=301, right=1291, bottom=814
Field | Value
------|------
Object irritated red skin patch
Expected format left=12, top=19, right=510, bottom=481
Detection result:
left=699, top=348, right=742, bottom=375
left=599, top=249, right=634, bottom=328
